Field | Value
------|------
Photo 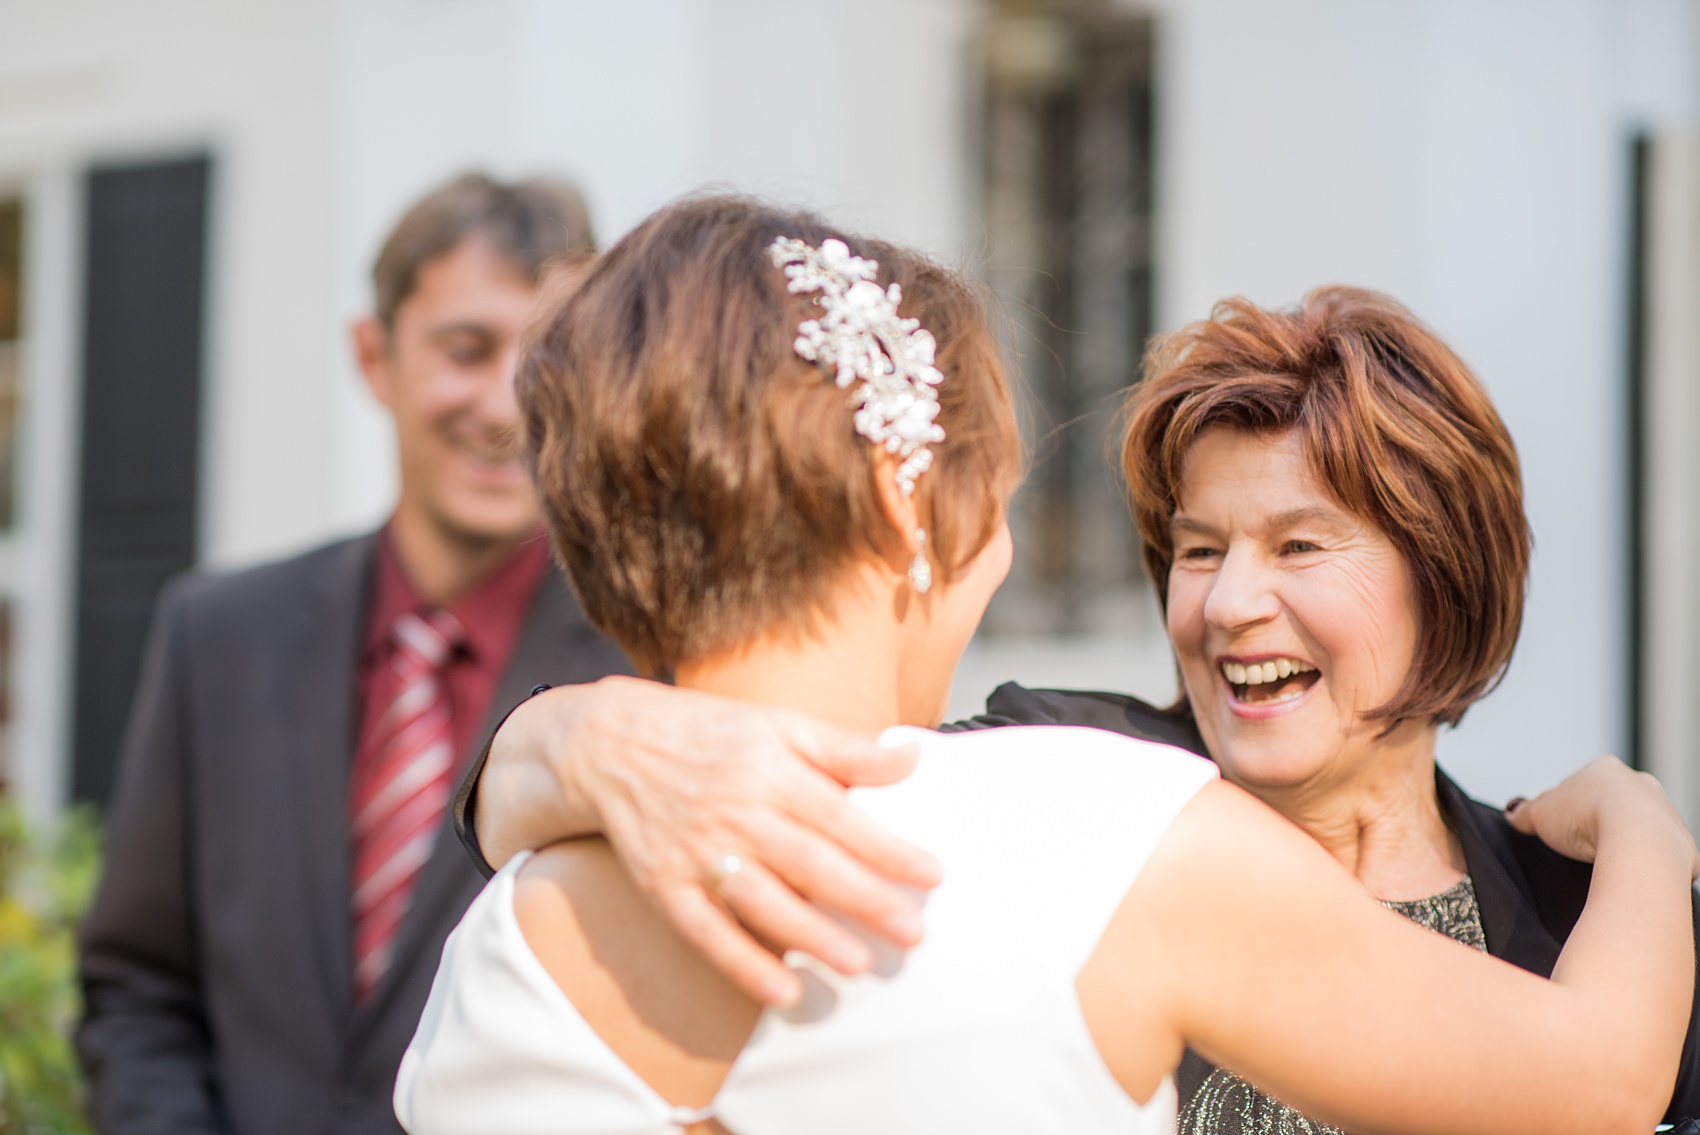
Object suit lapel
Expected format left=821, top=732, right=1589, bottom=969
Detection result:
left=1436, top=766, right=1564, bottom=975
left=280, top=533, right=376, bottom=1027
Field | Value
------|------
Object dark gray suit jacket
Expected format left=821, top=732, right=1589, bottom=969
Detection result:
left=76, top=533, right=632, bottom=1135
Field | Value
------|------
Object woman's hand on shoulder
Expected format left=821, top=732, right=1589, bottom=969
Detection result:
left=1506, top=755, right=1700, bottom=878
left=478, top=676, right=942, bottom=1007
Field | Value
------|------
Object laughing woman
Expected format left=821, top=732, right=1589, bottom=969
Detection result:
left=400, top=200, right=1698, bottom=1135
left=453, top=287, right=1700, bottom=1128
left=1119, top=289, right=1627, bottom=1132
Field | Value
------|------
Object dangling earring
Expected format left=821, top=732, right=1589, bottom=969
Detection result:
left=908, top=528, right=932, bottom=594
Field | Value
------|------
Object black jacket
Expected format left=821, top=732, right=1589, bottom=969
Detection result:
left=962, top=682, right=1700, bottom=1124
left=77, top=535, right=632, bottom=1135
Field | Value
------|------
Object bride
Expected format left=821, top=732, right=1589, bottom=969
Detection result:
left=394, top=196, right=1695, bottom=1135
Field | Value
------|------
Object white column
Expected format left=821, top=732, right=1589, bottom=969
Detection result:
left=11, top=162, right=82, bottom=821
left=1642, top=131, right=1700, bottom=828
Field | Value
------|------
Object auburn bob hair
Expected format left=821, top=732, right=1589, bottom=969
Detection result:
left=1121, top=286, right=1529, bottom=727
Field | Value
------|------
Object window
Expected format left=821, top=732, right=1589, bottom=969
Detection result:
left=979, top=4, right=1157, bottom=636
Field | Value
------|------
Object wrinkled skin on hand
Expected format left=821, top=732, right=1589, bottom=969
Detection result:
left=477, top=676, right=943, bottom=1006
left=1507, top=755, right=1700, bottom=879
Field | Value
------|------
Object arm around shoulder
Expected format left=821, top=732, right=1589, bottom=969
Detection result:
left=76, top=575, right=230, bottom=1135
left=1083, top=773, right=1694, bottom=1135
left=468, top=675, right=942, bottom=1007
left=1665, top=886, right=1700, bottom=1124
left=1486, top=787, right=1700, bottom=1126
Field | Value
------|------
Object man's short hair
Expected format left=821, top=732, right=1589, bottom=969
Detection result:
left=1121, top=285, right=1530, bottom=728
left=372, top=172, right=597, bottom=328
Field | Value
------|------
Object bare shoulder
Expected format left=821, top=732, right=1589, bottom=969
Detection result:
left=512, top=839, right=625, bottom=937
left=511, top=839, right=669, bottom=993
left=1107, top=778, right=1368, bottom=980
left=1074, top=781, right=1258, bottom=1100
left=1147, top=778, right=1326, bottom=885
left=510, top=840, right=759, bottom=1105
left=1077, top=781, right=1365, bottom=1099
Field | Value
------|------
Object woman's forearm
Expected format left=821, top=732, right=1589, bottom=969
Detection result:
left=1136, top=775, right=1696, bottom=1135
left=464, top=674, right=940, bottom=1005
left=1545, top=794, right=1696, bottom=1106
left=475, top=684, right=605, bottom=869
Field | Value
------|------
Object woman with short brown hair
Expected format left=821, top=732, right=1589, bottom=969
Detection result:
left=399, top=197, right=1697, bottom=1135
left=1115, top=287, right=1700, bottom=1132
left=1125, top=286, right=1526, bottom=728
left=457, top=280, right=1700, bottom=1128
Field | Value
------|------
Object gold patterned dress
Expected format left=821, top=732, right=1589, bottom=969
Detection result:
left=1175, top=876, right=1488, bottom=1135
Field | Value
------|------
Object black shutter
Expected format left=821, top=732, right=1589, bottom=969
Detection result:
left=71, top=155, right=209, bottom=805
left=1626, top=134, right=1650, bottom=772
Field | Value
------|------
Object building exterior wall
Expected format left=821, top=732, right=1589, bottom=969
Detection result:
left=0, top=0, right=343, bottom=817
left=0, top=0, right=1697, bottom=816
left=326, top=0, right=978, bottom=539
left=1141, top=0, right=1699, bottom=806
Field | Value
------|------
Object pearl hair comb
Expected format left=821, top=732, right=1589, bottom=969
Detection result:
left=768, top=236, right=945, bottom=495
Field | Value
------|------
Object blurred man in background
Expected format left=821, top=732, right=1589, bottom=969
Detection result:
left=75, top=173, right=631, bottom=1135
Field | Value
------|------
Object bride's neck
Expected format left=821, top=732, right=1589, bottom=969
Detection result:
left=673, top=576, right=905, bottom=739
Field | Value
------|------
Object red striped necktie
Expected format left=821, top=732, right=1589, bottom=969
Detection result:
left=349, top=609, right=464, bottom=1002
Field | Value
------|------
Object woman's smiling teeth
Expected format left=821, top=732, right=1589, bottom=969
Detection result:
left=1221, top=658, right=1319, bottom=705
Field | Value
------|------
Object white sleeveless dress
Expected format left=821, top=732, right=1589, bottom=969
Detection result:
left=395, top=724, right=1218, bottom=1135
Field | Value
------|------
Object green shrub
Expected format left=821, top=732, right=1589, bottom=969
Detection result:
left=0, top=800, right=98, bottom=1135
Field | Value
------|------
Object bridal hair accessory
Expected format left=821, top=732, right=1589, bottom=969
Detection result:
left=768, top=236, right=946, bottom=496
left=908, top=528, right=933, bottom=594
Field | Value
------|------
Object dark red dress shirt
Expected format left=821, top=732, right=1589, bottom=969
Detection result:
left=352, top=528, right=553, bottom=770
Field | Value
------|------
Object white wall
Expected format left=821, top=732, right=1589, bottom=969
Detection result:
left=4, top=0, right=1697, bottom=813
left=0, top=0, right=981, bottom=812
left=0, top=0, right=347, bottom=569
left=329, top=0, right=978, bottom=536
left=0, top=0, right=343, bottom=813
left=1144, top=0, right=1699, bottom=804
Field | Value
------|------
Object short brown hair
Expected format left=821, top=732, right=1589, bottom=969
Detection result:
left=520, top=196, right=1021, bottom=675
left=1121, top=286, right=1529, bottom=727
left=372, top=172, right=596, bottom=328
